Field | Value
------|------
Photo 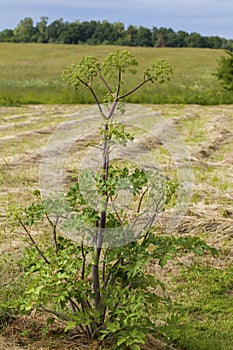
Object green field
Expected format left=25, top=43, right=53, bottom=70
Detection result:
left=0, top=43, right=233, bottom=105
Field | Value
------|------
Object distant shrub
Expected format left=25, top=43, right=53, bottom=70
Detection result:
left=216, top=50, right=233, bottom=90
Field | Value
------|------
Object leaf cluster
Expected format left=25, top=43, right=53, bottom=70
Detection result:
left=102, top=49, right=139, bottom=78
left=62, top=56, right=99, bottom=88
left=13, top=185, right=218, bottom=348
left=62, top=49, right=173, bottom=107
left=144, top=59, right=173, bottom=83
left=100, top=121, right=134, bottom=146
left=16, top=202, right=217, bottom=348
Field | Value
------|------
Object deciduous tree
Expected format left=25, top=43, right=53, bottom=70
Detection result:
left=216, top=50, right=233, bottom=90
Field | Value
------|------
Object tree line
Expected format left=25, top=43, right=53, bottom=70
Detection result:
left=0, top=17, right=232, bottom=50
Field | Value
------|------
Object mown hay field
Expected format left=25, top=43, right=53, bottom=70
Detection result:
left=0, top=103, right=232, bottom=349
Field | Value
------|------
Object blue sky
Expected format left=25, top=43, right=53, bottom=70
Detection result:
left=0, top=0, right=233, bottom=39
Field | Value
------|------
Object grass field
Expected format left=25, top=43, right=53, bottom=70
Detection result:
left=0, top=43, right=233, bottom=105
left=0, top=42, right=232, bottom=350
left=0, top=103, right=233, bottom=349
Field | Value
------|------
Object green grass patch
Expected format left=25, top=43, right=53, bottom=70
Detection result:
left=0, top=44, right=232, bottom=105
left=171, top=263, right=233, bottom=350
left=0, top=252, right=24, bottom=318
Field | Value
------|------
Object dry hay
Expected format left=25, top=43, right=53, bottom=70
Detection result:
left=178, top=215, right=233, bottom=253
left=179, top=216, right=233, bottom=236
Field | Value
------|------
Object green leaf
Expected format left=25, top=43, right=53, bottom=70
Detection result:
left=65, top=321, right=77, bottom=332
left=159, top=254, right=173, bottom=267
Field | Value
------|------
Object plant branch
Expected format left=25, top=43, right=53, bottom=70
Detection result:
left=136, top=191, right=166, bottom=239
left=45, top=214, right=59, bottom=254
left=81, top=241, right=86, bottom=280
left=102, top=246, right=109, bottom=283
left=131, top=187, right=149, bottom=231
left=110, top=196, right=129, bottom=244
left=41, top=307, right=72, bottom=321
left=107, top=99, right=118, bottom=119
left=89, top=85, right=106, bottom=117
left=117, top=68, right=122, bottom=97
left=77, top=76, right=105, bottom=118
left=18, top=218, right=50, bottom=265
left=99, top=73, right=114, bottom=95
left=119, top=80, right=147, bottom=99
left=104, top=256, right=123, bottom=288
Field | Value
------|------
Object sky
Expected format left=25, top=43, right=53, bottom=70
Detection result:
left=0, top=0, right=233, bottom=39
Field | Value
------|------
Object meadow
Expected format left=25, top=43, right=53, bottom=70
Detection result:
left=0, top=44, right=233, bottom=349
left=0, top=43, right=233, bottom=105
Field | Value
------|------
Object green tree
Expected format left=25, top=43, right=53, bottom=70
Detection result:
left=207, top=35, right=223, bottom=49
left=156, top=27, right=178, bottom=47
left=92, top=20, right=114, bottom=44
left=35, top=16, right=48, bottom=43
left=136, top=26, right=152, bottom=47
left=216, top=50, right=233, bottom=90
left=78, top=20, right=98, bottom=44
left=122, top=25, right=138, bottom=46
left=0, top=29, right=15, bottom=42
left=47, top=18, right=66, bottom=43
left=223, top=39, right=233, bottom=51
left=186, top=32, right=204, bottom=48
left=112, top=21, right=125, bottom=44
left=176, top=30, right=189, bottom=47
left=13, top=17, right=34, bottom=42
left=66, top=20, right=83, bottom=44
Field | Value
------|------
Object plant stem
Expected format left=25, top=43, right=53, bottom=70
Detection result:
left=81, top=241, right=86, bottom=280
left=119, top=80, right=146, bottom=99
left=18, top=218, right=50, bottom=264
left=99, top=73, right=114, bottom=96
left=77, top=76, right=105, bottom=117
left=117, top=68, right=122, bottom=96
left=46, top=214, right=59, bottom=254
left=92, top=100, right=118, bottom=313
